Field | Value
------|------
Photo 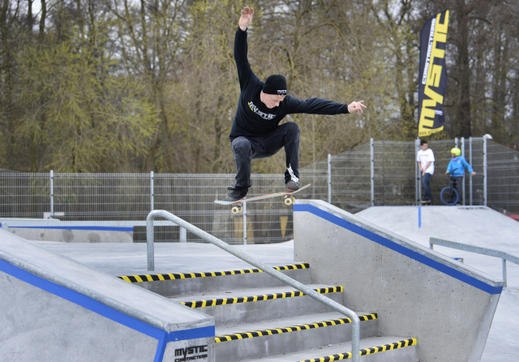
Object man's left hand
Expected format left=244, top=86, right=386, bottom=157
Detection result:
left=348, top=100, right=366, bottom=114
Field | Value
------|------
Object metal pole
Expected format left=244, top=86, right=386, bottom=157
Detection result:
left=50, top=170, right=54, bottom=219
left=180, top=228, right=187, bottom=243
left=469, top=137, right=473, bottom=205
left=150, top=171, right=154, bottom=211
left=370, top=138, right=374, bottom=207
left=483, top=137, right=488, bottom=206
left=461, top=138, right=465, bottom=205
left=243, top=202, right=247, bottom=245
left=146, top=214, right=155, bottom=271
left=502, top=259, right=507, bottom=288
left=416, top=139, right=421, bottom=202
left=328, top=154, right=332, bottom=204
left=146, top=209, right=361, bottom=362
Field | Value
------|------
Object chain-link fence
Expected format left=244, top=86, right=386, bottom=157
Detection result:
left=1, top=138, right=517, bottom=244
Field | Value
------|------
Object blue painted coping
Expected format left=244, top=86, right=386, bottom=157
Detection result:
left=294, top=204, right=502, bottom=295
left=0, top=259, right=214, bottom=362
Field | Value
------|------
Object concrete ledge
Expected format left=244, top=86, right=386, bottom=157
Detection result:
left=0, top=230, right=214, bottom=362
left=294, top=200, right=503, bottom=362
left=0, top=218, right=183, bottom=243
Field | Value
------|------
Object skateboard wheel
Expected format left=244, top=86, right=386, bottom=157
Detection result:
left=284, top=197, right=293, bottom=206
left=231, top=206, right=242, bottom=214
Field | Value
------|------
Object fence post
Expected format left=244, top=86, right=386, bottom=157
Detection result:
left=469, top=137, right=473, bottom=205
left=49, top=170, right=54, bottom=219
left=370, top=138, right=374, bottom=207
left=243, top=202, right=247, bottom=245
left=150, top=171, right=154, bottom=211
left=461, top=137, right=465, bottom=205
left=483, top=137, right=488, bottom=206
left=328, top=154, right=332, bottom=204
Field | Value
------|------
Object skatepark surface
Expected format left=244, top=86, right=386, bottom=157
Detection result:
left=33, top=205, right=518, bottom=361
left=356, top=205, right=519, bottom=362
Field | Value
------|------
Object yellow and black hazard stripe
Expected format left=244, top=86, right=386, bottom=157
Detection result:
left=299, top=338, right=417, bottom=361
left=214, top=313, right=377, bottom=343
left=118, top=262, right=309, bottom=283
left=181, top=286, right=343, bottom=308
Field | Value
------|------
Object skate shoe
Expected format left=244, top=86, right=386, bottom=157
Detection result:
left=226, top=187, right=247, bottom=201
left=285, top=180, right=300, bottom=191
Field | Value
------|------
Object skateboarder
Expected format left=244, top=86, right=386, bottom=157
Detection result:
left=227, top=6, right=367, bottom=201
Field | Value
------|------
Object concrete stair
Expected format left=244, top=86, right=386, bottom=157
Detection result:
left=120, top=263, right=418, bottom=361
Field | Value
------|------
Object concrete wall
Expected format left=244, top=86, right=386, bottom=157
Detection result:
left=0, top=230, right=214, bottom=362
left=294, top=200, right=503, bottom=362
left=0, top=218, right=181, bottom=243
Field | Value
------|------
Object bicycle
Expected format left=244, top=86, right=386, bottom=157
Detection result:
left=440, top=174, right=459, bottom=206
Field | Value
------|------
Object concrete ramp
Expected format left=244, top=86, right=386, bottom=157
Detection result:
left=355, top=205, right=519, bottom=286
left=0, top=230, right=214, bottom=362
left=294, top=200, right=503, bottom=362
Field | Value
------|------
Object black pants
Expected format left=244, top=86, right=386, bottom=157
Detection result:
left=422, top=173, right=432, bottom=201
left=453, top=176, right=464, bottom=203
left=231, top=122, right=300, bottom=190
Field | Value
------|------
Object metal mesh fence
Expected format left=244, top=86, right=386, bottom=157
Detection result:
left=0, top=172, right=50, bottom=218
left=487, top=142, right=519, bottom=213
left=0, top=139, right=517, bottom=244
left=426, top=139, right=486, bottom=206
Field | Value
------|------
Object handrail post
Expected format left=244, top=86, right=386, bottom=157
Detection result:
left=430, top=237, right=518, bottom=288
left=502, top=259, right=507, bottom=288
left=146, top=211, right=157, bottom=271
left=146, top=209, right=361, bottom=362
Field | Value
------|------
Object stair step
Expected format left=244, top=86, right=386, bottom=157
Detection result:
left=175, top=285, right=343, bottom=308
left=215, top=312, right=379, bottom=361
left=173, top=285, right=344, bottom=326
left=117, top=262, right=312, bottom=296
left=243, top=336, right=418, bottom=362
left=118, top=262, right=310, bottom=283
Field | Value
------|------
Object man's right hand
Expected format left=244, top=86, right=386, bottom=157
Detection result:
left=239, top=7, right=254, bottom=31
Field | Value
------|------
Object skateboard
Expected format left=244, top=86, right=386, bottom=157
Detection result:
left=215, top=183, right=311, bottom=214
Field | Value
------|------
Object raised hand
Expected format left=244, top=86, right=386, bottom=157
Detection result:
left=239, top=7, right=254, bottom=31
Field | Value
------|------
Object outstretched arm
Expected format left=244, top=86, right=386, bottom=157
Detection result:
left=239, top=7, right=254, bottom=31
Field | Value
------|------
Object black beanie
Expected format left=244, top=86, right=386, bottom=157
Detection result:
left=263, top=75, right=287, bottom=95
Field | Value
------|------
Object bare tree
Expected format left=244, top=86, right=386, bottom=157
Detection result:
left=106, top=0, right=188, bottom=172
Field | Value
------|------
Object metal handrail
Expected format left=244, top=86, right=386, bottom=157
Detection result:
left=146, top=210, right=361, bottom=362
left=430, top=237, right=519, bottom=287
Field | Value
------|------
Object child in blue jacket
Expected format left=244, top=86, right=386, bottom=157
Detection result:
left=445, top=148, right=476, bottom=203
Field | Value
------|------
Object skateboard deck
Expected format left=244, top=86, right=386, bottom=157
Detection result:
left=215, top=183, right=311, bottom=214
